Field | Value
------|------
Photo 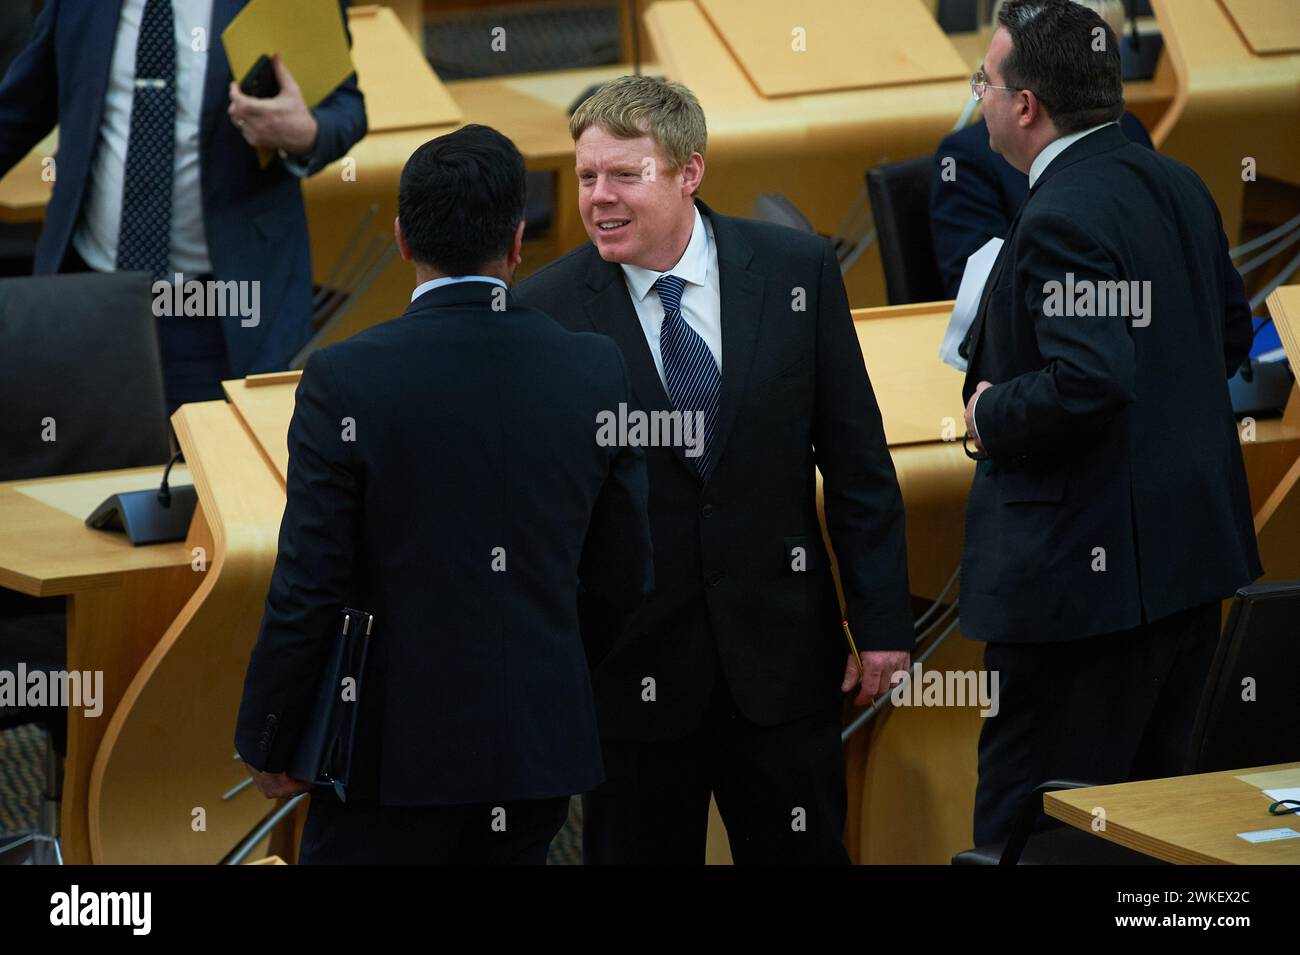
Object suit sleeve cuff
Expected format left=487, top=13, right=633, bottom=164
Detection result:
left=279, top=149, right=313, bottom=178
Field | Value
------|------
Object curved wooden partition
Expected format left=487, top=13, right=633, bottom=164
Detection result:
left=88, top=400, right=287, bottom=863
left=1150, top=0, right=1300, bottom=240
left=845, top=442, right=982, bottom=864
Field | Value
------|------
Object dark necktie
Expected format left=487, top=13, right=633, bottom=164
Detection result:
left=655, top=273, right=720, bottom=476
left=116, top=0, right=176, bottom=280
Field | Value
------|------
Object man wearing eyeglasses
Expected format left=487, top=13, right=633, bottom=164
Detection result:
left=957, top=0, right=1259, bottom=848
left=929, top=2, right=1152, bottom=299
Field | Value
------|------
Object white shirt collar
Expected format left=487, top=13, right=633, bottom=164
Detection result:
left=1028, top=122, right=1116, bottom=189
left=620, top=207, right=711, bottom=303
left=411, top=275, right=507, bottom=302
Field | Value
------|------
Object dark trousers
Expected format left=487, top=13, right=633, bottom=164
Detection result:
left=298, top=793, right=570, bottom=865
left=973, top=600, right=1221, bottom=846
left=59, top=243, right=230, bottom=413
left=583, top=665, right=850, bottom=865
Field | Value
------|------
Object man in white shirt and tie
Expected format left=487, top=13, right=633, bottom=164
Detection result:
left=516, top=75, right=913, bottom=865
left=0, top=0, right=367, bottom=410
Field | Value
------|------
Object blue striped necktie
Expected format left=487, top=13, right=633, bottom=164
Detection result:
left=117, top=0, right=176, bottom=281
left=655, top=274, right=719, bottom=476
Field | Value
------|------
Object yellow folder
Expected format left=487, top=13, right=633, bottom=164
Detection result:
left=221, top=0, right=356, bottom=115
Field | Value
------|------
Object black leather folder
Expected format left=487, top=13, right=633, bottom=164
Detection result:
left=288, top=607, right=374, bottom=802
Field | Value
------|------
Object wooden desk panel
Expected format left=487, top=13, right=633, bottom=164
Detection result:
left=90, top=401, right=289, bottom=863
left=0, top=465, right=202, bottom=863
left=0, top=132, right=54, bottom=225
left=0, top=467, right=192, bottom=597
left=1045, top=762, right=1300, bottom=864
left=1151, top=0, right=1300, bottom=241
left=699, top=0, right=967, bottom=98
left=224, top=372, right=302, bottom=487
left=349, top=5, right=461, bottom=131
left=854, top=301, right=966, bottom=447
left=1220, top=0, right=1300, bottom=55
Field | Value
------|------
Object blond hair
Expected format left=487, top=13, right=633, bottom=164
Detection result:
left=569, top=75, right=707, bottom=170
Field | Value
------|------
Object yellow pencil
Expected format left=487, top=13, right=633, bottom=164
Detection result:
left=842, top=618, right=862, bottom=672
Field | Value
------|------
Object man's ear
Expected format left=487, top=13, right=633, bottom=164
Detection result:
left=680, top=152, right=705, bottom=198
left=1017, top=90, right=1038, bottom=130
left=394, top=216, right=413, bottom=262
left=508, top=220, right=526, bottom=269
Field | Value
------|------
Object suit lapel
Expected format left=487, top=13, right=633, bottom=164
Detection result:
left=200, top=0, right=244, bottom=150
left=84, top=0, right=128, bottom=142
left=579, top=203, right=767, bottom=483
left=963, top=126, right=1129, bottom=388
left=703, top=206, right=765, bottom=479
left=963, top=202, right=1026, bottom=386
left=582, top=255, right=704, bottom=481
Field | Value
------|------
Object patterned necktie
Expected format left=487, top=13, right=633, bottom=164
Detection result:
left=116, top=0, right=176, bottom=280
left=655, top=274, right=720, bottom=476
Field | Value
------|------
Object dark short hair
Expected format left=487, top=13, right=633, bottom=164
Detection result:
left=397, top=124, right=526, bottom=274
left=996, top=0, right=1124, bottom=134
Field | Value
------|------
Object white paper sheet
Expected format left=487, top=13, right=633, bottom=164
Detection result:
left=939, top=237, right=1004, bottom=372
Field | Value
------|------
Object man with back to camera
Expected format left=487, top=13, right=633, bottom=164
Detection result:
left=515, top=76, right=914, bottom=865
left=234, top=124, right=654, bottom=864
left=958, top=0, right=1260, bottom=846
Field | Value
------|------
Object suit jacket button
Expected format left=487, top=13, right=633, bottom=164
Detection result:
left=707, top=573, right=724, bottom=588
left=701, top=504, right=714, bottom=517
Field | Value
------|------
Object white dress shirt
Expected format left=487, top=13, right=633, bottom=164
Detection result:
left=971, top=121, right=1116, bottom=446
left=619, top=207, right=722, bottom=388
left=411, top=275, right=507, bottom=301
left=1027, top=121, right=1116, bottom=189
left=74, top=0, right=215, bottom=274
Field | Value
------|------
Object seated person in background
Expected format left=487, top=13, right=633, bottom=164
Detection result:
left=930, top=0, right=1153, bottom=297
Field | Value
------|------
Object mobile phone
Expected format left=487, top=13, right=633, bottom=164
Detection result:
left=239, top=54, right=280, bottom=99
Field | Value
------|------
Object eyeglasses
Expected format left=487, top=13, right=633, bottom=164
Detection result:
left=970, top=69, right=1024, bottom=101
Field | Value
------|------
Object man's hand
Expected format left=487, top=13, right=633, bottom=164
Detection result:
left=245, top=764, right=312, bottom=799
left=964, top=380, right=993, bottom=453
left=842, top=650, right=911, bottom=707
left=227, top=53, right=319, bottom=158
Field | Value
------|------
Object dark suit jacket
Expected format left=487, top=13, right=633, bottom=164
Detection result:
left=235, top=281, right=654, bottom=806
left=0, top=0, right=367, bottom=375
left=930, top=113, right=1153, bottom=297
left=959, top=123, right=1261, bottom=643
left=514, top=201, right=913, bottom=742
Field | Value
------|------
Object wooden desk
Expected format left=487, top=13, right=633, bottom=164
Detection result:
left=0, top=466, right=201, bottom=864
left=1151, top=0, right=1300, bottom=243
left=0, top=132, right=55, bottom=225
left=1045, top=762, right=1300, bottom=864
left=89, top=400, right=290, bottom=863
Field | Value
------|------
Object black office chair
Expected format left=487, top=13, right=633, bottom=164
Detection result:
left=0, top=221, right=41, bottom=277
left=1186, top=581, right=1300, bottom=773
left=953, top=583, right=1300, bottom=865
left=936, top=0, right=979, bottom=33
left=0, top=271, right=171, bottom=481
left=865, top=157, right=948, bottom=305
left=952, top=780, right=1165, bottom=865
left=0, top=271, right=171, bottom=864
